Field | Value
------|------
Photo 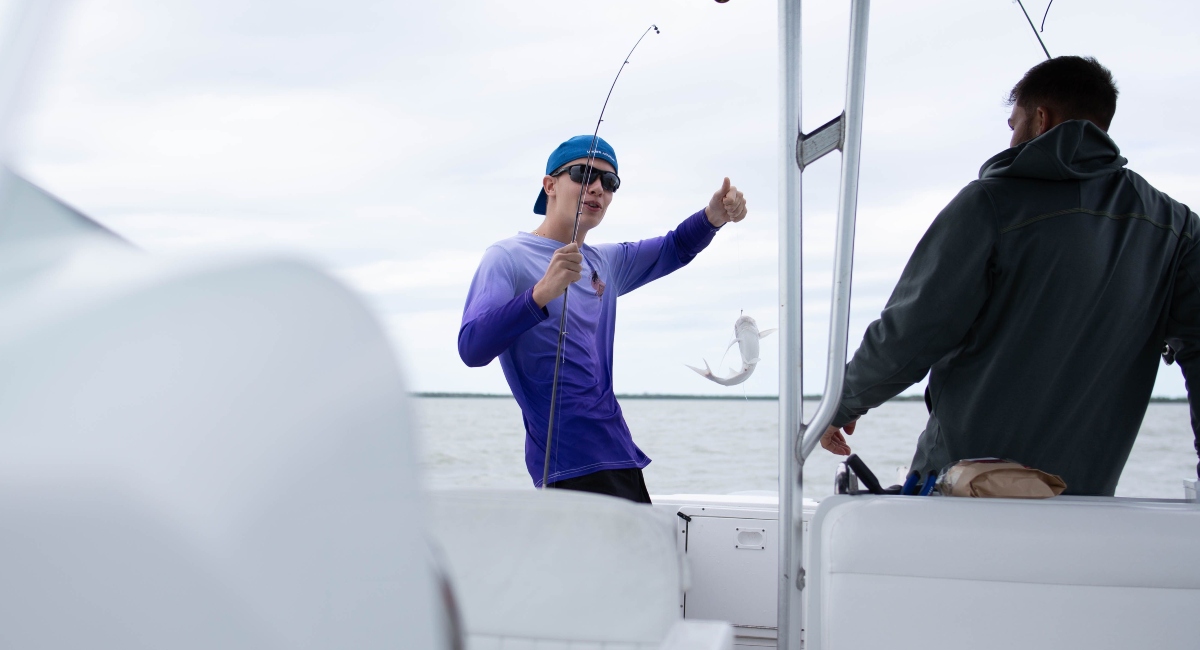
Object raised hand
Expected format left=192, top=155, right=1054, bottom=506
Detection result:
left=532, top=242, right=583, bottom=308
left=705, top=177, right=748, bottom=227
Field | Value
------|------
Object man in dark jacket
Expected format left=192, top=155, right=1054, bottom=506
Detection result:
left=820, top=56, right=1200, bottom=496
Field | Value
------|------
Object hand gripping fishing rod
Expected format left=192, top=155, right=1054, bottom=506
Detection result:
left=541, top=24, right=660, bottom=489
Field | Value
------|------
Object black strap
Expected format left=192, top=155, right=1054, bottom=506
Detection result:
left=846, top=454, right=885, bottom=495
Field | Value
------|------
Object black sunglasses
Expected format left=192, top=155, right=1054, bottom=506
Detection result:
left=552, top=163, right=621, bottom=192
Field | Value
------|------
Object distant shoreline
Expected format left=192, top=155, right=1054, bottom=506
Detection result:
left=413, top=392, right=1189, bottom=403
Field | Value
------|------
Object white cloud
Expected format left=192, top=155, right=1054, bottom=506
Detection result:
left=337, top=251, right=480, bottom=295
left=10, top=0, right=1199, bottom=398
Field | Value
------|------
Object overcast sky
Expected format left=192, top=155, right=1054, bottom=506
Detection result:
left=12, top=0, right=1200, bottom=397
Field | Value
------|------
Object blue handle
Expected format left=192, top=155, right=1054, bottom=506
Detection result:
left=901, top=470, right=920, bottom=495
left=918, top=472, right=937, bottom=496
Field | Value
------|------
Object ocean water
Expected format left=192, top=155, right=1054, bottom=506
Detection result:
left=413, top=397, right=1198, bottom=500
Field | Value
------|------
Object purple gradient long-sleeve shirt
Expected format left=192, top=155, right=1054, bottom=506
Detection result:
left=459, top=210, right=720, bottom=486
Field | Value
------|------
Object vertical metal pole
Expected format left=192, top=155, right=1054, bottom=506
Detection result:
left=798, top=0, right=871, bottom=463
left=776, top=1, right=803, bottom=649
left=780, top=1, right=871, bottom=648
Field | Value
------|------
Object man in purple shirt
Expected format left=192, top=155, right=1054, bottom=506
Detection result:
left=458, top=135, right=748, bottom=502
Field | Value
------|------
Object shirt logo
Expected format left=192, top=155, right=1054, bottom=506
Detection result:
left=591, top=271, right=605, bottom=298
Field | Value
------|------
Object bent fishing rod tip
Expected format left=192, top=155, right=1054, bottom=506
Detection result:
left=652, top=24, right=660, bottom=34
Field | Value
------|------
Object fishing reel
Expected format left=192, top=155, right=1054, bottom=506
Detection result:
left=834, top=454, right=937, bottom=496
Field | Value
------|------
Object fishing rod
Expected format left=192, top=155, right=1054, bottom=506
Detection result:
left=542, top=24, right=660, bottom=489
left=1015, top=0, right=1052, bottom=60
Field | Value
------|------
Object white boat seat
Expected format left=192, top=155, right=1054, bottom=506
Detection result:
left=429, top=488, right=733, bottom=650
left=806, top=495, right=1200, bottom=650
left=0, top=241, right=442, bottom=648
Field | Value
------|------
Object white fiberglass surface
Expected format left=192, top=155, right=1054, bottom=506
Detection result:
left=429, top=489, right=684, bottom=646
left=807, top=496, right=1200, bottom=650
left=823, top=575, right=1200, bottom=650
left=0, top=245, right=440, bottom=648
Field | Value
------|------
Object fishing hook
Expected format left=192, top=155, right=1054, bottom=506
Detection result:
left=1015, top=0, right=1051, bottom=60
left=542, top=24, right=660, bottom=489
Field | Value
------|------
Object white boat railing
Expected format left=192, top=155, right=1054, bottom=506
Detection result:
left=777, top=1, right=871, bottom=648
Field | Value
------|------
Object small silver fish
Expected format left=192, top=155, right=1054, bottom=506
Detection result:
left=687, top=314, right=777, bottom=386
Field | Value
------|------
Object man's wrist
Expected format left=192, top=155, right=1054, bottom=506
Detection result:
left=525, top=286, right=551, bottom=317
left=704, top=206, right=725, bottom=229
left=531, top=282, right=550, bottom=308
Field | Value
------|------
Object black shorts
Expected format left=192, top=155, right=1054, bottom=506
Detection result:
left=547, top=467, right=652, bottom=504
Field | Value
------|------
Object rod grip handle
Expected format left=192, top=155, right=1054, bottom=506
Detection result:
left=846, top=454, right=885, bottom=495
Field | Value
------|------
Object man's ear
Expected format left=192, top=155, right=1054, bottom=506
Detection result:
left=1035, top=106, right=1059, bottom=136
left=543, top=175, right=555, bottom=197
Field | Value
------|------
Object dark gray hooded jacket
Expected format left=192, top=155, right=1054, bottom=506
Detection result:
left=833, top=120, right=1200, bottom=496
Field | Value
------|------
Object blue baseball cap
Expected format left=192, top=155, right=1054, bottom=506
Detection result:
left=533, top=135, right=619, bottom=215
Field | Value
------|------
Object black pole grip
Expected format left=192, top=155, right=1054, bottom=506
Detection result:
left=846, top=454, right=885, bottom=495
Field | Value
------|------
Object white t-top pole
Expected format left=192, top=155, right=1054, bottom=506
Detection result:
left=775, top=1, right=804, bottom=647
left=778, top=1, right=871, bottom=648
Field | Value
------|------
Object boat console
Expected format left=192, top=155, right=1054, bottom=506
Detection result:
left=805, top=494, right=1200, bottom=649
left=654, top=489, right=1200, bottom=650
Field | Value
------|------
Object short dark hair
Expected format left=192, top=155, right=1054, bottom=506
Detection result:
left=1007, top=56, right=1119, bottom=130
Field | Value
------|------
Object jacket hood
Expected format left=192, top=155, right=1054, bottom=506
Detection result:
left=979, top=120, right=1127, bottom=182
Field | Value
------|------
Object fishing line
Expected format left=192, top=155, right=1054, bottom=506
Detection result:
left=1040, top=0, right=1054, bottom=32
left=542, top=24, right=660, bottom=489
left=732, top=206, right=748, bottom=292
left=1015, top=0, right=1052, bottom=60
left=724, top=162, right=751, bottom=399
left=716, top=315, right=738, bottom=379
